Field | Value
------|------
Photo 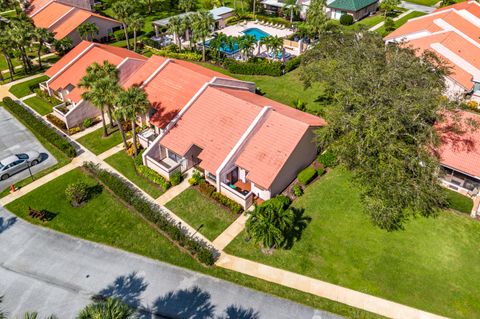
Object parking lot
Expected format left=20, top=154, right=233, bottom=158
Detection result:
left=0, top=107, right=57, bottom=191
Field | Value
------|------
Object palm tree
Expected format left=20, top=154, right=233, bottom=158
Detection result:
left=23, top=313, right=57, bottom=319
left=0, top=32, right=15, bottom=81
left=167, top=16, right=184, bottom=51
left=238, top=34, right=256, bottom=60
left=78, top=22, right=99, bottom=41
left=8, top=19, right=34, bottom=73
left=265, top=35, right=283, bottom=60
left=182, top=14, right=194, bottom=49
left=129, top=14, right=144, bottom=52
left=112, top=0, right=133, bottom=50
left=192, top=11, right=214, bottom=62
left=285, top=0, right=300, bottom=23
left=33, top=28, right=54, bottom=69
left=258, top=35, right=270, bottom=55
left=113, top=105, right=129, bottom=150
left=114, top=86, right=150, bottom=156
left=77, top=298, right=136, bottom=319
left=79, top=61, right=120, bottom=137
left=178, top=0, right=195, bottom=13
left=54, top=37, right=73, bottom=55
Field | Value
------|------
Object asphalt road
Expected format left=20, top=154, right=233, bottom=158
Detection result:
left=0, top=107, right=57, bottom=192
left=0, top=208, right=343, bottom=319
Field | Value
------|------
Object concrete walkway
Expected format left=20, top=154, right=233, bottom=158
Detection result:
left=1, top=53, right=57, bottom=74
left=155, top=169, right=194, bottom=205
left=216, top=253, right=447, bottom=319
left=369, top=9, right=414, bottom=31
left=97, top=142, right=125, bottom=160
left=3, top=73, right=46, bottom=88
left=212, top=213, right=249, bottom=251
left=399, top=1, right=436, bottom=13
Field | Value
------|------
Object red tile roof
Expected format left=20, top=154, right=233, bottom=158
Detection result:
left=30, top=1, right=119, bottom=40
left=436, top=110, right=480, bottom=178
left=161, top=86, right=325, bottom=189
left=122, top=56, right=232, bottom=128
left=384, top=1, right=480, bottom=91
left=46, top=41, right=146, bottom=103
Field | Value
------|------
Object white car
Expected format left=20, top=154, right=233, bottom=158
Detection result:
left=0, top=151, right=41, bottom=180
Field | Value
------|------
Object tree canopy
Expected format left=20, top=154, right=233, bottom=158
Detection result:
left=301, top=31, right=464, bottom=230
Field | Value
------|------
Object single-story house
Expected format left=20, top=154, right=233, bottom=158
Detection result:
left=152, top=6, right=234, bottom=38
left=25, top=0, right=93, bottom=15
left=42, top=41, right=148, bottom=129
left=27, top=0, right=122, bottom=46
left=142, top=77, right=325, bottom=209
left=436, top=110, right=480, bottom=199
left=325, top=0, right=378, bottom=21
left=384, top=1, right=480, bottom=102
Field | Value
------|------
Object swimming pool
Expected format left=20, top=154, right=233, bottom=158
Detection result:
left=242, top=28, right=270, bottom=41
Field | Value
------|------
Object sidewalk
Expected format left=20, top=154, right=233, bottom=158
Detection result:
left=369, top=9, right=413, bottom=31
left=155, top=169, right=194, bottom=205
left=212, top=213, right=249, bottom=251
left=216, top=253, right=448, bottom=319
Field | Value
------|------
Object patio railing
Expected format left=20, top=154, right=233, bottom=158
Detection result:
left=145, top=155, right=182, bottom=179
left=220, top=182, right=254, bottom=209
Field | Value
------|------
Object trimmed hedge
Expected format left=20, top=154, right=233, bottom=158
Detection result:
left=46, top=113, right=67, bottom=130
left=197, top=181, right=243, bottom=214
left=136, top=164, right=171, bottom=191
left=318, top=151, right=337, bottom=168
left=3, top=97, right=76, bottom=158
left=83, top=162, right=216, bottom=266
left=340, top=14, right=354, bottom=26
left=285, top=56, right=301, bottom=73
left=224, top=59, right=283, bottom=76
left=297, top=166, right=316, bottom=185
left=145, top=46, right=203, bottom=61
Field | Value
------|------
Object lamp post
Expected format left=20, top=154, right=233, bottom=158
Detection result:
left=27, top=161, right=34, bottom=181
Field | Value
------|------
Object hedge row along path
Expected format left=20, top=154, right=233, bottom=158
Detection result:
left=0, top=79, right=448, bottom=319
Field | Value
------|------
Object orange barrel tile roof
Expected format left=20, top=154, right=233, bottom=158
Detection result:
left=436, top=110, right=480, bottom=178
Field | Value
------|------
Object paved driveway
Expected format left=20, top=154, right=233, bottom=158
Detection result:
left=0, top=107, right=57, bottom=191
left=0, top=208, right=342, bottom=319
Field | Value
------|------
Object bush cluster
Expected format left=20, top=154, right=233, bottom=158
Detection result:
left=144, top=45, right=203, bottom=61
left=318, top=150, right=337, bottom=168
left=297, top=166, right=317, bottom=185
left=285, top=56, right=301, bottom=73
left=188, top=170, right=203, bottom=186
left=65, top=182, right=89, bottom=207
left=34, top=88, right=62, bottom=105
left=225, top=14, right=291, bottom=27
left=68, top=127, right=81, bottom=135
left=46, top=113, right=67, bottom=130
left=113, top=29, right=132, bottom=41
left=83, top=118, right=93, bottom=128
left=224, top=59, right=282, bottom=76
left=170, top=171, right=183, bottom=186
left=292, top=184, right=303, bottom=197
left=83, top=162, right=216, bottom=265
left=340, top=14, right=354, bottom=26
left=3, top=97, right=76, bottom=158
left=197, top=181, right=243, bottom=214
left=136, top=164, right=171, bottom=191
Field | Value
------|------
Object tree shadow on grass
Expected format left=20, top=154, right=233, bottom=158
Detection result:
left=151, top=286, right=215, bottom=319
left=283, top=207, right=311, bottom=250
left=0, top=216, right=16, bottom=234
left=86, top=183, right=103, bottom=201
left=98, top=271, right=149, bottom=309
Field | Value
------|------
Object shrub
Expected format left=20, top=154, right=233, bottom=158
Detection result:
left=267, top=194, right=292, bottom=209
left=198, top=180, right=215, bottom=197
left=318, top=150, right=337, bottom=168
left=83, top=118, right=93, bottom=128
left=297, top=166, right=316, bottom=185
left=224, top=59, right=282, bottom=76
left=136, top=164, right=171, bottom=190
left=3, top=97, right=76, bottom=158
left=113, top=29, right=130, bottom=41
left=292, top=184, right=303, bottom=197
left=68, top=127, right=81, bottom=135
left=317, top=167, right=325, bottom=176
left=146, top=47, right=202, bottom=61
left=134, top=150, right=145, bottom=166
left=211, top=191, right=243, bottom=214
left=340, top=14, right=354, bottom=26
left=170, top=171, right=183, bottom=186
left=65, top=182, right=89, bottom=207
left=82, top=162, right=216, bottom=265
left=384, top=17, right=396, bottom=32
left=285, top=56, right=301, bottom=73
left=189, top=170, right=203, bottom=186
left=46, top=113, right=67, bottom=130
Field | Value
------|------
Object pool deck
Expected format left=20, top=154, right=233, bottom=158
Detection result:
left=217, top=21, right=296, bottom=56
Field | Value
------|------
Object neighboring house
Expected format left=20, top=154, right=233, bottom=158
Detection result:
left=325, top=0, right=379, bottom=21
left=260, top=0, right=287, bottom=16
left=42, top=41, right=148, bottom=129
left=436, top=110, right=480, bottom=203
left=25, top=0, right=93, bottom=15
left=142, top=78, right=325, bottom=209
left=26, top=0, right=122, bottom=46
left=152, top=6, right=234, bottom=38
left=384, top=1, right=480, bottom=101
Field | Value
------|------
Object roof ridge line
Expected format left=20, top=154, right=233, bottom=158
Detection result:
left=47, top=5, right=76, bottom=28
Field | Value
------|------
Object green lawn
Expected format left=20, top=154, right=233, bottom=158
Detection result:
left=5, top=167, right=383, bottom=319
left=377, top=11, right=427, bottom=36
left=23, top=96, right=54, bottom=115
left=77, top=126, right=123, bottom=155
left=104, top=150, right=164, bottom=198
left=165, top=187, right=238, bottom=240
left=403, top=0, right=439, bottom=6
left=445, top=188, right=474, bottom=214
left=0, top=102, right=71, bottom=198
left=225, top=168, right=480, bottom=319
left=197, top=63, right=326, bottom=114
left=8, top=75, right=49, bottom=98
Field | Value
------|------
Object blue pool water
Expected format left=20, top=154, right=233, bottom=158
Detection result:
left=242, top=28, right=270, bottom=41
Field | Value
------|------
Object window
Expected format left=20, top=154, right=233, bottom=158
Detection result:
left=474, top=82, right=480, bottom=93
left=207, top=172, right=217, bottom=183
left=168, top=150, right=181, bottom=163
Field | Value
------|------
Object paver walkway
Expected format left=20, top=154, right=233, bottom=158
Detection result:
left=216, top=253, right=447, bottom=319
left=155, top=169, right=194, bottom=205
left=212, top=213, right=249, bottom=251
left=3, top=73, right=46, bottom=88
left=369, top=9, right=413, bottom=31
